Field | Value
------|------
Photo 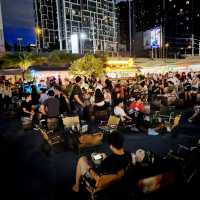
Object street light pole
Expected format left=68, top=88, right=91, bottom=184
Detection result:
left=35, top=27, right=42, bottom=55
left=17, top=37, right=23, bottom=52
left=199, top=41, right=200, bottom=56
left=165, top=43, right=169, bottom=61
left=91, top=17, right=96, bottom=54
left=128, top=0, right=132, bottom=57
left=192, top=34, right=194, bottom=56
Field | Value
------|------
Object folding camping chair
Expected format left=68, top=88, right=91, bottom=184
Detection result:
left=99, top=115, right=120, bottom=134
left=62, top=116, right=80, bottom=129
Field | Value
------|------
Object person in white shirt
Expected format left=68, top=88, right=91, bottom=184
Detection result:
left=114, top=98, right=132, bottom=122
left=39, top=88, right=49, bottom=104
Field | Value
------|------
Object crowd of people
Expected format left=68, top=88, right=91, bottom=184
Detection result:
left=0, top=71, right=200, bottom=130
left=1, top=71, right=200, bottom=196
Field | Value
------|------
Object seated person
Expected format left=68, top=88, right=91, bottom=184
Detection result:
left=114, top=98, right=132, bottom=123
left=188, top=104, right=200, bottom=123
left=21, top=93, right=35, bottom=118
left=40, top=90, right=60, bottom=118
left=128, top=96, right=145, bottom=113
left=93, top=89, right=107, bottom=112
left=72, top=131, right=132, bottom=192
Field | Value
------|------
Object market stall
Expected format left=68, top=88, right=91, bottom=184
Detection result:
left=0, top=68, right=23, bottom=83
left=105, top=58, right=138, bottom=79
left=29, top=65, right=72, bottom=83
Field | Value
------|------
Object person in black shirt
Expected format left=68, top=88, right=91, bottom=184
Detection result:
left=71, top=76, right=85, bottom=119
left=72, top=131, right=132, bottom=192
left=21, top=93, right=34, bottom=118
left=40, top=90, right=60, bottom=118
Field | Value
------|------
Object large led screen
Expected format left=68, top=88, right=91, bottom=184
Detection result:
left=144, top=27, right=161, bottom=49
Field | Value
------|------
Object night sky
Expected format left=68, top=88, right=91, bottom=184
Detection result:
left=2, top=0, right=35, bottom=46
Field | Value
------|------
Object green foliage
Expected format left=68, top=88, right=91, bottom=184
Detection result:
left=0, top=52, right=49, bottom=70
left=0, top=53, right=21, bottom=69
left=48, top=50, right=78, bottom=66
left=18, top=52, right=33, bottom=71
left=70, top=54, right=104, bottom=77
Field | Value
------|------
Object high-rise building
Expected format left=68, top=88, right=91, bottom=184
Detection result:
left=0, top=1, right=5, bottom=53
left=118, top=0, right=200, bottom=57
left=34, top=0, right=59, bottom=50
left=134, top=0, right=200, bottom=54
left=34, top=0, right=118, bottom=53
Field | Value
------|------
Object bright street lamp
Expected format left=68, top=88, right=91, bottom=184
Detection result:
left=35, top=27, right=42, bottom=36
left=17, top=37, right=23, bottom=52
left=35, top=26, right=42, bottom=55
left=80, top=32, right=87, bottom=40
left=165, top=43, right=170, bottom=60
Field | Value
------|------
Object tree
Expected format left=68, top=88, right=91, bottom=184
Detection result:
left=18, top=52, right=33, bottom=71
left=0, top=53, right=20, bottom=69
left=70, top=54, right=104, bottom=77
left=48, top=50, right=78, bottom=67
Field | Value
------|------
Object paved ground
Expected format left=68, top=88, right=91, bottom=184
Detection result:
left=0, top=110, right=199, bottom=200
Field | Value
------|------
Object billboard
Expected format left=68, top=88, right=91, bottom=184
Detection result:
left=144, top=27, right=161, bottom=49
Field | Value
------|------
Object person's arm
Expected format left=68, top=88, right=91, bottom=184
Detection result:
left=22, top=107, right=33, bottom=115
left=74, top=95, right=85, bottom=107
left=120, top=108, right=132, bottom=121
left=40, top=104, right=46, bottom=115
left=62, top=92, right=70, bottom=103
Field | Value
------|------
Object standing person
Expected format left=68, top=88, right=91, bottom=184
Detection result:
left=71, top=76, right=85, bottom=120
left=3, top=84, right=12, bottom=112
left=0, top=83, right=3, bottom=112
left=183, top=76, right=192, bottom=104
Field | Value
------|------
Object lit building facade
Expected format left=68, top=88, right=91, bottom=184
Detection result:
left=134, top=0, right=200, bottom=52
left=34, top=0, right=118, bottom=53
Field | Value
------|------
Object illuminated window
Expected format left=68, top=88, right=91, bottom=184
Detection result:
left=186, top=1, right=190, bottom=5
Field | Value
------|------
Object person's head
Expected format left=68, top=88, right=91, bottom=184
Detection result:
left=25, top=93, right=32, bottom=102
left=115, top=98, right=124, bottom=108
left=135, top=149, right=145, bottom=162
left=64, top=78, right=70, bottom=86
left=108, top=131, right=124, bottom=151
left=75, top=76, right=82, bottom=85
left=47, top=90, right=55, bottom=97
left=95, top=88, right=104, bottom=103
left=40, top=88, right=47, bottom=94
left=135, top=96, right=142, bottom=103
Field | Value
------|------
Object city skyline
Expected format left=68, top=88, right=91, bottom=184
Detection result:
left=2, top=0, right=123, bottom=46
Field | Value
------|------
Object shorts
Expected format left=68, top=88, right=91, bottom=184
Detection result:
left=80, top=156, right=95, bottom=176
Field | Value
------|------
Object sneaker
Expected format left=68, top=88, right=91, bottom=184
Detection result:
left=148, top=128, right=159, bottom=136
